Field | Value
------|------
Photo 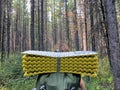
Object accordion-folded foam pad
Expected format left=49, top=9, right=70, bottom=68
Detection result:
left=22, top=51, right=98, bottom=76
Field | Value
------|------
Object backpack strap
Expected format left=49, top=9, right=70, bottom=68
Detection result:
left=73, top=74, right=81, bottom=87
left=36, top=74, right=50, bottom=90
left=56, top=50, right=61, bottom=72
left=57, top=57, right=60, bottom=72
left=36, top=74, right=43, bottom=87
left=66, top=74, right=81, bottom=90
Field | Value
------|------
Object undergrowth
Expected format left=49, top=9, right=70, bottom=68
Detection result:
left=84, top=57, right=113, bottom=90
left=0, top=53, right=37, bottom=90
left=0, top=54, right=113, bottom=90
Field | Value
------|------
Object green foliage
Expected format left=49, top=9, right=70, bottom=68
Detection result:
left=84, top=57, right=114, bottom=90
left=0, top=54, right=113, bottom=90
left=0, top=53, right=37, bottom=90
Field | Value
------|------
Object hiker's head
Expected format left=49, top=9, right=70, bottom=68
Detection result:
left=54, top=43, right=70, bottom=52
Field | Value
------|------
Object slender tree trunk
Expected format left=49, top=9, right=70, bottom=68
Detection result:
left=0, top=0, right=3, bottom=52
left=30, top=0, right=35, bottom=50
left=40, top=0, right=44, bottom=50
left=44, top=0, right=48, bottom=51
left=78, top=0, right=83, bottom=50
left=38, top=0, right=41, bottom=50
left=6, top=0, right=11, bottom=58
left=15, top=11, right=19, bottom=51
left=22, top=0, right=27, bottom=51
left=99, top=0, right=109, bottom=58
left=82, top=0, right=87, bottom=51
left=73, top=0, right=79, bottom=51
left=59, top=1, right=63, bottom=44
left=52, top=0, right=57, bottom=46
left=54, top=0, right=57, bottom=45
left=11, top=20, right=14, bottom=52
left=65, top=0, right=70, bottom=47
left=104, top=0, right=120, bottom=90
left=1, top=0, right=6, bottom=63
left=90, top=0, right=96, bottom=51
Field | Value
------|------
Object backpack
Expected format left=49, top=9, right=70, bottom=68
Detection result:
left=36, top=72, right=81, bottom=90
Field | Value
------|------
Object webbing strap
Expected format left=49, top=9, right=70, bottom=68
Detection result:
left=56, top=50, right=61, bottom=72
left=57, top=57, right=60, bottom=72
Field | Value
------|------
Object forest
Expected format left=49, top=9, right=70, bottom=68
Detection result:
left=0, top=0, right=120, bottom=90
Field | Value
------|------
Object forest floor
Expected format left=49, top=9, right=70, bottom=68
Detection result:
left=0, top=53, right=113, bottom=90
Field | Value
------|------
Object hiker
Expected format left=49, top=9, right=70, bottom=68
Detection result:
left=54, top=43, right=86, bottom=90
left=36, top=43, right=86, bottom=90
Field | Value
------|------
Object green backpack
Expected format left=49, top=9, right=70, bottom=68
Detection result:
left=36, top=72, right=81, bottom=90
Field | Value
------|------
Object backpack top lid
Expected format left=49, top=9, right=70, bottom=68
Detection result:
left=22, top=50, right=98, bottom=77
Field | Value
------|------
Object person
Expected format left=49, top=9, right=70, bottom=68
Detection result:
left=36, top=43, right=86, bottom=90
left=54, top=43, right=86, bottom=90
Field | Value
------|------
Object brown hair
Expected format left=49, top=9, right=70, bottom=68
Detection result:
left=54, top=43, right=70, bottom=52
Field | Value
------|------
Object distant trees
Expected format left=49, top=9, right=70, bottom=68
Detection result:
left=0, top=0, right=30, bottom=62
left=0, top=0, right=120, bottom=89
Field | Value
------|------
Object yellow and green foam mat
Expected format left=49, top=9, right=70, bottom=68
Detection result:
left=22, top=50, right=98, bottom=77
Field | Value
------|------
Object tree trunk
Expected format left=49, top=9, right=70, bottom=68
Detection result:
left=30, top=0, right=35, bottom=50
left=52, top=0, right=57, bottom=47
left=22, top=0, right=27, bottom=51
left=15, top=10, right=19, bottom=51
left=1, top=0, right=6, bottom=63
left=82, top=0, right=87, bottom=51
left=44, top=0, right=48, bottom=51
left=65, top=0, right=70, bottom=47
left=6, top=0, right=11, bottom=58
left=40, top=0, right=44, bottom=50
left=73, top=0, right=79, bottom=51
left=90, top=0, right=96, bottom=51
left=38, top=0, right=41, bottom=50
left=104, top=0, right=120, bottom=90
left=59, top=1, right=63, bottom=44
left=11, top=20, right=15, bottom=52
left=0, top=0, right=3, bottom=52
